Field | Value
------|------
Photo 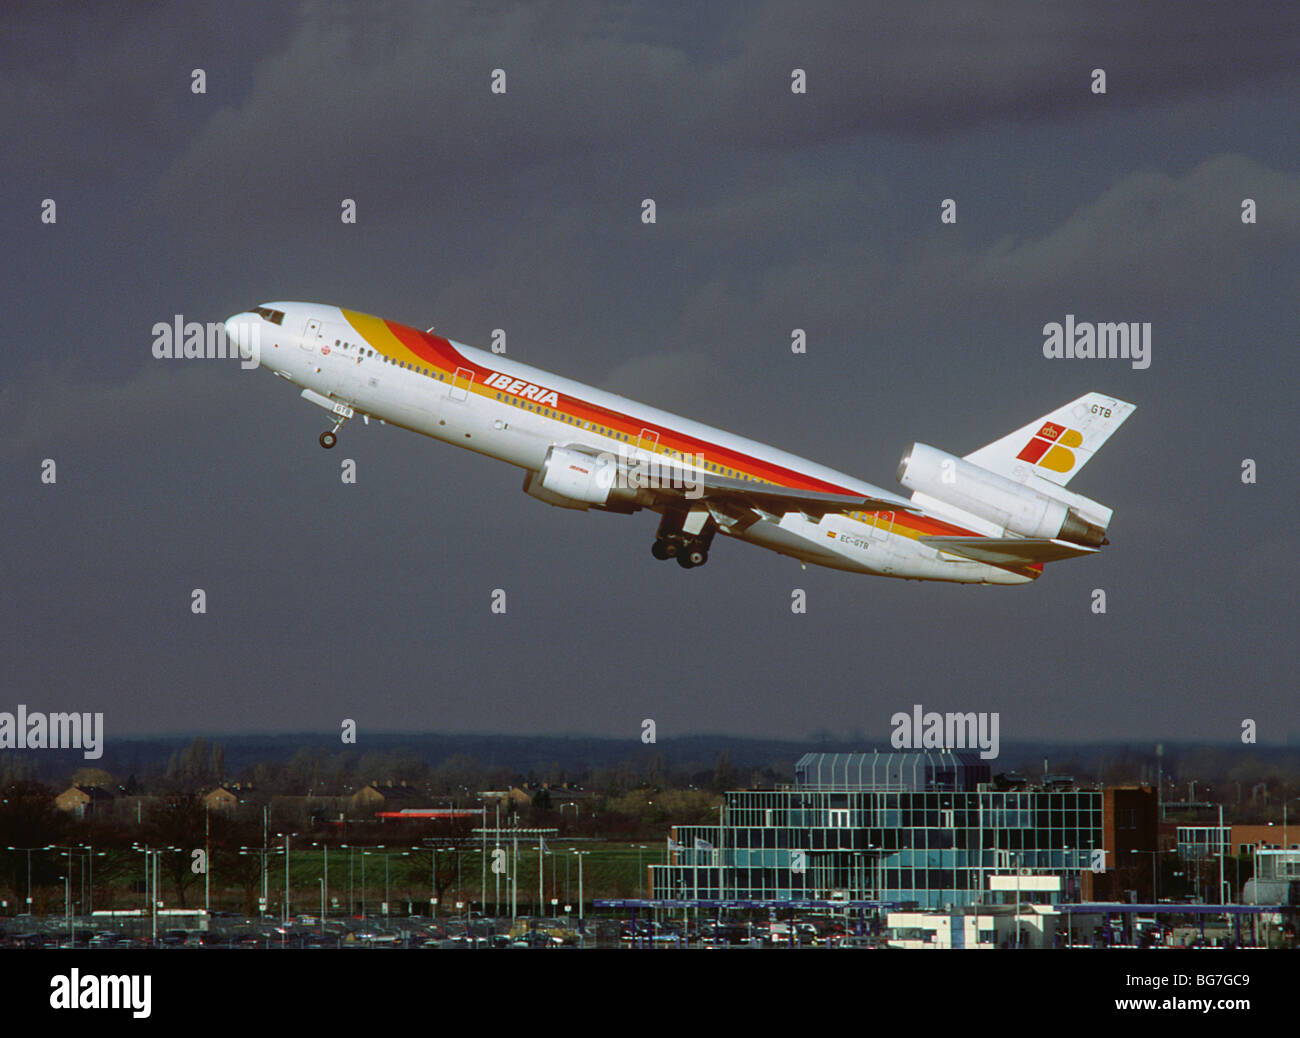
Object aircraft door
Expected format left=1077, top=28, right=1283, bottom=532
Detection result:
left=869, top=511, right=896, bottom=574
left=302, top=318, right=321, bottom=350
left=449, top=366, right=474, bottom=402
left=867, top=511, right=894, bottom=540
left=320, top=323, right=364, bottom=402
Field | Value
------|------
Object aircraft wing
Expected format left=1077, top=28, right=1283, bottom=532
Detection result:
left=645, top=468, right=917, bottom=518
left=693, top=475, right=918, bottom=518
left=919, top=536, right=1099, bottom=565
left=566, top=445, right=918, bottom=518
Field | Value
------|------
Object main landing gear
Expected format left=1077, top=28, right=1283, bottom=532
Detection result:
left=651, top=508, right=716, bottom=569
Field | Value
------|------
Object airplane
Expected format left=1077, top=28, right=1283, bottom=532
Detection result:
left=223, top=302, right=1135, bottom=585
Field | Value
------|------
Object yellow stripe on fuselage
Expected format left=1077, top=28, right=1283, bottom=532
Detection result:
left=342, top=309, right=423, bottom=364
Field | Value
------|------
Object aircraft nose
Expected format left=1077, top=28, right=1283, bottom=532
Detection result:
left=224, top=312, right=258, bottom=364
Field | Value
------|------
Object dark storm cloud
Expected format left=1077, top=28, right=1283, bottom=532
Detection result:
left=718, top=0, right=1300, bottom=140
left=151, top=1, right=699, bottom=224
left=0, top=1, right=296, bottom=182
left=0, top=360, right=257, bottom=459
left=1, top=1, right=1296, bottom=743
left=960, top=155, right=1300, bottom=311
left=655, top=154, right=1300, bottom=347
left=147, top=1, right=1300, bottom=228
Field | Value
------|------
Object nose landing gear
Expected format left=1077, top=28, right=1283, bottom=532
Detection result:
left=318, top=405, right=356, bottom=449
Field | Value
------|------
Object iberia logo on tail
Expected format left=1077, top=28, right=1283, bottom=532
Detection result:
left=1016, top=422, right=1083, bottom=473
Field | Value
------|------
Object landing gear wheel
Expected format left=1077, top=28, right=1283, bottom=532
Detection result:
left=319, top=431, right=337, bottom=449
left=676, top=554, right=696, bottom=569
left=684, top=548, right=708, bottom=567
left=651, top=540, right=670, bottom=560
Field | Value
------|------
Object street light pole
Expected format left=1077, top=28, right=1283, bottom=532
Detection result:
left=572, top=849, right=590, bottom=945
left=1218, top=804, right=1226, bottom=905
left=343, top=845, right=351, bottom=917
left=284, top=834, right=290, bottom=923
left=1014, top=852, right=1021, bottom=949
left=62, top=851, right=71, bottom=944
left=6, top=846, right=47, bottom=915
left=262, top=807, right=268, bottom=910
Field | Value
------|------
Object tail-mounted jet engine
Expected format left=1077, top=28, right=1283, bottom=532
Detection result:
left=897, top=443, right=1107, bottom=547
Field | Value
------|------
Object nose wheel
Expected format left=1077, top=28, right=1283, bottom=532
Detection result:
left=318, top=407, right=355, bottom=449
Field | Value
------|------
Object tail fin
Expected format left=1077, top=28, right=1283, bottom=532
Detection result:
left=964, top=392, right=1135, bottom=488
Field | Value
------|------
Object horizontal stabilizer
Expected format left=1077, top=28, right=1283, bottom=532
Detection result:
left=919, top=536, right=1099, bottom=566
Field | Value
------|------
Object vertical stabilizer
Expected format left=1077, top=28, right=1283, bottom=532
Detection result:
left=963, top=392, right=1135, bottom=488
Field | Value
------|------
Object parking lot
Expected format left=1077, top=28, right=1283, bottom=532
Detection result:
left=0, top=911, right=875, bottom=949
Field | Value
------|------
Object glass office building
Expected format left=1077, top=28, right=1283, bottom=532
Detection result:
left=1176, top=826, right=1232, bottom=860
left=649, top=751, right=1103, bottom=909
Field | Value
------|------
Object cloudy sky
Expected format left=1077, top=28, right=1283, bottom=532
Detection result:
left=1, top=1, right=1296, bottom=748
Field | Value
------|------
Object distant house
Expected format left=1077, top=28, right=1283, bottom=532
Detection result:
left=542, top=784, right=590, bottom=806
left=481, top=788, right=533, bottom=809
left=350, top=782, right=424, bottom=816
left=203, top=785, right=253, bottom=814
left=55, top=785, right=115, bottom=819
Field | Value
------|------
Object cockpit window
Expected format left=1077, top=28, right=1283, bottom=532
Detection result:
left=253, top=306, right=285, bottom=325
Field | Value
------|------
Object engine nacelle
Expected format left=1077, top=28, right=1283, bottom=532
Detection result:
left=523, top=446, right=618, bottom=510
left=897, top=442, right=1107, bottom=546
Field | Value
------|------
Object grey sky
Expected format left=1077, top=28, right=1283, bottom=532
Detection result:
left=1, top=2, right=1296, bottom=745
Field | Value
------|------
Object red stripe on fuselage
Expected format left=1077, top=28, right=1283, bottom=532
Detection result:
left=384, top=320, right=857, bottom=495
left=381, top=318, right=985, bottom=540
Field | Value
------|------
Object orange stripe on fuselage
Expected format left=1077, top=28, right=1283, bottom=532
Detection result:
left=341, top=309, right=993, bottom=544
